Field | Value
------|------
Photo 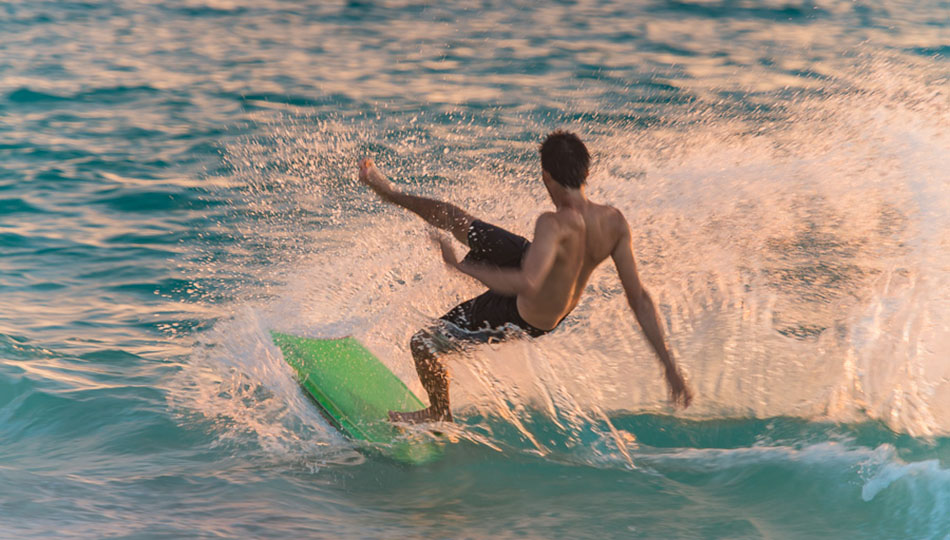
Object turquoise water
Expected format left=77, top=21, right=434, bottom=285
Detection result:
left=2, top=0, right=949, bottom=537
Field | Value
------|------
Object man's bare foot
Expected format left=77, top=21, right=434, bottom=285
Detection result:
left=358, top=158, right=396, bottom=199
left=388, top=406, right=453, bottom=424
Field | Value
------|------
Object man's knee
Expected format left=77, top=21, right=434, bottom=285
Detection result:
left=410, top=330, right=446, bottom=382
left=410, top=330, right=435, bottom=361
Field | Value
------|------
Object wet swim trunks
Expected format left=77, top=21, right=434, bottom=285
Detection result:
left=435, top=220, right=549, bottom=341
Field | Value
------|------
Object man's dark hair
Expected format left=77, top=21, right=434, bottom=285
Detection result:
left=540, top=130, right=590, bottom=189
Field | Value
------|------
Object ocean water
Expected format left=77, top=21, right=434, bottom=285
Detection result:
left=2, top=0, right=949, bottom=538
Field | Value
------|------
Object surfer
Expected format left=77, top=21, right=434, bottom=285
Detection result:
left=359, top=130, right=692, bottom=423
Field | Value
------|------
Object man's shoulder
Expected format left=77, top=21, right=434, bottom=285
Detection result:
left=592, top=203, right=627, bottom=231
left=530, top=211, right=562, bottom=237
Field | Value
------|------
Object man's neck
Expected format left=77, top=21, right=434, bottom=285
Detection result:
left=552, top=187, right=586, bottom=211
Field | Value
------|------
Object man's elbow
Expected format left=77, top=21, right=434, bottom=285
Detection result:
left=637, top=287, right=654, bottom=309
left=521, top=275, right=542, bottom=297
left=627, top=286, right=650, bottom=314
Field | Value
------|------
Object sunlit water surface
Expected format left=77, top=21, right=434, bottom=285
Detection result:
left=2, top=1, right=949, bottom=538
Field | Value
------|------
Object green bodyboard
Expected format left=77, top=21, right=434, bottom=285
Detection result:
left=271, top=331, right=443, bottom=464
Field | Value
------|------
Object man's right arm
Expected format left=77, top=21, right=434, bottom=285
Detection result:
left=610, top=210, right=693, bottom=408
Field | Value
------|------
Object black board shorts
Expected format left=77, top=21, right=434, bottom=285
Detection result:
left=434, top=220, right=549, bottom=343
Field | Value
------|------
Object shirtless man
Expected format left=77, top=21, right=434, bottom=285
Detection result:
left=358, top=130, right=692, bottom=423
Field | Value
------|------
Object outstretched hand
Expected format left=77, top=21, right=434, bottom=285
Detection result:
left=429, top=230, right=460, bottom=268
left=665, top=367, right=693, bottom=408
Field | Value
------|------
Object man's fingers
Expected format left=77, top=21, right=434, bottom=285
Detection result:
left=674, top=387, right=693, bottom=409
left=667, top=373, right=692, bottom=409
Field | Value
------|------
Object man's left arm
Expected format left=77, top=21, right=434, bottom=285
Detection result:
left=438, top=214, right=560, bottom=296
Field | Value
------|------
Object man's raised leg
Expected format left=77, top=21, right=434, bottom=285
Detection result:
left=359, top=158, right=475, bottom=245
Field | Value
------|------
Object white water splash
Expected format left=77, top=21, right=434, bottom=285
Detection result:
left=185, top=59, right=950, bottom=456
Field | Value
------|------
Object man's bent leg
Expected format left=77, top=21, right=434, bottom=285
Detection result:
left=388, top=318, right=512, bottom=423
left=359, top=159, right=474, bottom=245
left=388, top=328, right=455, bottom=423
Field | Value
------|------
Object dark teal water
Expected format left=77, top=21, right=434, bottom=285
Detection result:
left=2, top=1, right=949, bottom=538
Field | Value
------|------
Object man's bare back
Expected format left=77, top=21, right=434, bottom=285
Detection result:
left=446, top=186, right=623, bottom=331
left=516, top=198, right=631, bottom=331
left=359, top=131, right=692, bottom=423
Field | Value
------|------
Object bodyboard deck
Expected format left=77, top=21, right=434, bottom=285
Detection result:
left=271, top=331, right=443, bottom=464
